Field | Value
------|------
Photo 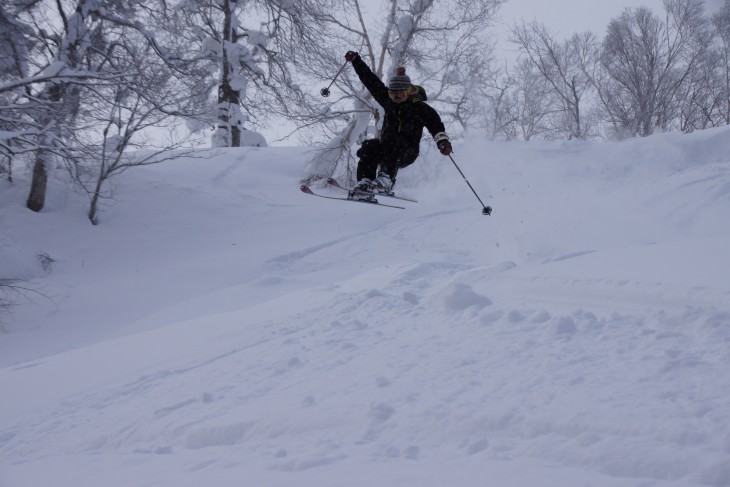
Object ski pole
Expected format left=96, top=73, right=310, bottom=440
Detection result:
left=447, top=153, right=492, bottom=216
left=320, top=61, right=349, bottom=97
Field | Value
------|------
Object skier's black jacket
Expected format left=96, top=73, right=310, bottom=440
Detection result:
left=351, top=56, right=446, bottom=158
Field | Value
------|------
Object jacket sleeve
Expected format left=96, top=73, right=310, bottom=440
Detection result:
left=352, top=56, right=390, bottom=107
left=420, top=103, right=446, bottom=138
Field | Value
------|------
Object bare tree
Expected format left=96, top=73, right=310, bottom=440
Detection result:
left=511, top=22, right=597, bottom=140
left=511, top=58, right=555, bottom=140
left=0, top=244, right=51, bottom=332
left=406, top=0, right=502, bottom=134
left=676, top=40, right=724, bottom=131
left=597, top=0, right=710, bottom=137
left=0, top=279, right=22, bottom=332
left=0, top=278, right=49, bottom=333
left=63, top=36, right=209, bottom=224
left=479, top=63, right=518, bottom=140
left=711, top=0, right=730, bottom=125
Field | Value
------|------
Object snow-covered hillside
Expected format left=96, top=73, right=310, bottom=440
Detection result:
left=1, top=129, right=730, bottom=486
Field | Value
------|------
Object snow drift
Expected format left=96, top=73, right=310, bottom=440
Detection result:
left=1, top=128, right=730, bottom=486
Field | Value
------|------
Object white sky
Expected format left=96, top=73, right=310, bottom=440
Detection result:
left=498, top=0, right=666, bottom=35
left=494, top=0, right=723, bottom=58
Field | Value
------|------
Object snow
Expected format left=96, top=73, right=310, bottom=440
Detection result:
left=39, top=61, right=67, bottom=78
left=200, top=37, right=220, bottom=56
left=1, top=127, right=730, bottom=486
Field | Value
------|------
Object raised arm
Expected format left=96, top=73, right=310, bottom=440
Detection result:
left=345, top=51, right=390, bottom=107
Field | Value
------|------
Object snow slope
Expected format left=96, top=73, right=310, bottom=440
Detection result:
left=1, top=128, right=730, bottom=486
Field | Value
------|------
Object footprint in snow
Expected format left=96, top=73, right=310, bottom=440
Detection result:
left=383, top=445, right=420, bottom=460
left=466, top=438, right=490, bottom=455
left=480, top=309, right=504, bottom=326
left=444, top=283, right=493, bottom=312
left=402, top=291, right=421, bottom=305
left=552, top=316, right=578, bottom=336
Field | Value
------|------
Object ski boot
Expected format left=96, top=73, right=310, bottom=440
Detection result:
left=349, top=178, right=376, bottom=201
left=372, top=172, right=393, bottom=194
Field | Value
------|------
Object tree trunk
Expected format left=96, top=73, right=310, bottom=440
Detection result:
left=27, top=150, right=50, bottom=212
left=216, top=0, right=241, bottom=147
left=2, top=154, right=12, bottom=183
left=88, top=173, right=105, bottom=225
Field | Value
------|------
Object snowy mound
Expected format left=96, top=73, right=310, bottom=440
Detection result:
left=1, top=129, right=730, bottom=486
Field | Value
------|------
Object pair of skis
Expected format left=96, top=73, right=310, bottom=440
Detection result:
left=300, top=177, right=417, bottom=210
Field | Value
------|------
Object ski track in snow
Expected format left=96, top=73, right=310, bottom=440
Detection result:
left=2, top=132, right=730, bottom=486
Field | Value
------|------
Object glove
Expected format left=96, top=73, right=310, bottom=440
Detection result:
left=437, top=139, right=452, bottom=156
left=345, top=51, right=359, bottom=62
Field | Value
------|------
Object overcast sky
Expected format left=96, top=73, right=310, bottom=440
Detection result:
left=497, top=0, right=666, bottom=35
left=500, top=0, right=724, bottom=31
left=494, top=0, right=724, bottom=58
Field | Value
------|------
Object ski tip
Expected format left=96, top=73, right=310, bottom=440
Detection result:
left=300, top=184, right=313, bottom=194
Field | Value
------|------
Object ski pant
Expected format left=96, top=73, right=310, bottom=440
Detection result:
left=356, top=139, right=419, bottom=185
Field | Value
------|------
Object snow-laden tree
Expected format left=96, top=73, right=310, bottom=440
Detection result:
left=3, top=0, right=219, bottom=215
left=19, top=0, right=112, bottom=212
left=2, top=0, right=325, bottom=217
left=6, top=0, right=157, bottom=212
left=0, top=3, right=36, bottom=182
left=597, top=0, right=710, bottom=138
left=292, top=0, right=503, bottom=184
left=168, top=0, right=322, bottom=148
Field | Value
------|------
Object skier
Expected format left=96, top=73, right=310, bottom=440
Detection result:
left=344, top=50, right=453, bottom=192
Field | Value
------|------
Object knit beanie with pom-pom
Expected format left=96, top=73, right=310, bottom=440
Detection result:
left=388, top=67, right=411, bottom=91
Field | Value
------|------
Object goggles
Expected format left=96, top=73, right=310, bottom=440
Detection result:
left=388, top=89, right=409, bottom=103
